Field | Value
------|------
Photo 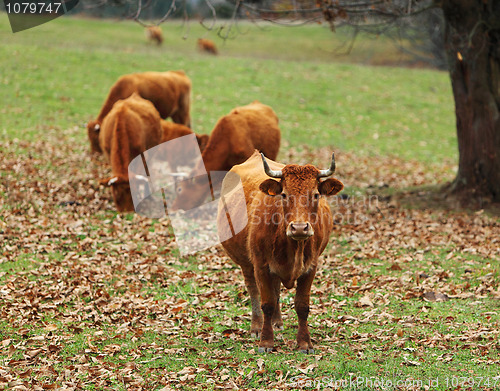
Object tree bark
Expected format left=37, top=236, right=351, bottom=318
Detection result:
left=441, top=0, right=500, bottom=205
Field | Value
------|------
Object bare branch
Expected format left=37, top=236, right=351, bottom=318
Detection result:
left=200, top=0, right=217, bottom=31
left=182, top=0, right=190, bottom=40
left=157, top=0, right=178, bottom=24
left=80, top=0, right=108, bottom=10
left=132, top=0, right=142, bottom=20
left=218, top=0, right=242, bottom=41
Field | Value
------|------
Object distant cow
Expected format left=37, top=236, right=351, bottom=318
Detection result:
left=98, top=93, right=162, bottom=212
left=159, top=120, right=209, bottom=171
left=217, top=151, right=344, bottom=353
left=171, top=101, right=281, bottom=211
left=87, top=71, right=191, bottom=154
left=197, top=38, right=218, bottom=55
left=146, top=26, right=163, bottom=45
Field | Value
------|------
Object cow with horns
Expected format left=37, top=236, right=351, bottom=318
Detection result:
left=218, top=151, right=344, bottom=353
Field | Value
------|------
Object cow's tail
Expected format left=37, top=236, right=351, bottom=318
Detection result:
left=97, top=81, right=125, bottom=123
left=110, top=107, right=131, bottom=179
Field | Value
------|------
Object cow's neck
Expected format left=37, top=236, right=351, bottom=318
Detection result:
left=274, top=234, right=312, bottom=289
left=292, top=240, right=306, bottom=277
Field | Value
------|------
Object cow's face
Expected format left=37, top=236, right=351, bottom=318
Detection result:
left=170, top=174, right=210, bottom=211
left=259, top=155, right=343, bottom=241
left=99, top=176, right=134, bottom=212
left=87, top=120, right=102, bottom=154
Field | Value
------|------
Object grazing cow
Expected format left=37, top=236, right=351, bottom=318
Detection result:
left=197, top=38, right=218, bottom=55
left=98, top=93, right=162, bottom=212
left=146, top=26, right=163, bottom=45
left=87, top=70, right=191, bottom=154
left=217, top=151, right=344, bottom=353
left=171, top=101, right=281, bottom=211
left=159, top=120, right=209, bottom=171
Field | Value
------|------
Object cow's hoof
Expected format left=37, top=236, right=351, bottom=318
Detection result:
left=273, top=325, right=284, bottom=331
left=251, top=331, right=260, bottom=339
left=299, top=348, right=315, bottom=354
left=258, top=346, right=274, bottom=353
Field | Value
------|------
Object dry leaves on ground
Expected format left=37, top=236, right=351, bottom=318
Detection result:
left=0, top=130, right=499, bottom=389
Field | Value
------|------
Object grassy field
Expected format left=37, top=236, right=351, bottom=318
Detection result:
left=1, top=14, right=456, bottom=163
left=1, top=13, right=499, bottom=391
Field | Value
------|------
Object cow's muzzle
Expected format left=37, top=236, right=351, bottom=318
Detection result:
left=287, top=221, right=314, bottom=241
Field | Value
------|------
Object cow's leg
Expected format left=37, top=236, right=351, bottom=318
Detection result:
left=241, top=265, right=262, bottom=338
left=294, top=265, right=317, bottom=353
left=255, top=266, right=278, bottom=352
left=272, top=278, right=283, bottom=330
left=171, top=94, right=191, bottom=128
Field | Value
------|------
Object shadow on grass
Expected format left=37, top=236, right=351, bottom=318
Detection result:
left=387, top=182, right=500, bottom=218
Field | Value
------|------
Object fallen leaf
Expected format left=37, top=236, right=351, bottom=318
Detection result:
left=26, top=348, right=43, bottom=359
left=358, top=295, right=374, bottom=307
left=388, top=263, right=402, bottom=271
left=423, top=292, right=449, bottom=302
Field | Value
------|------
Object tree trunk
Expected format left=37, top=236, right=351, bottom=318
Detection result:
left=441, top=0, right=500, bottom=205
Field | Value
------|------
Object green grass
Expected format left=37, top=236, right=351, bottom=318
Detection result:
left=0, top=13, right=456, bottom=164
left=1, top=233, right=499, bottom=389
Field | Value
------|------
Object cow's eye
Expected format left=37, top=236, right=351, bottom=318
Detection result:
left=313, top=193, right=320, bottom=200
left=281, top=193, right=287, bottom=199
left=176, top=187, right=182, bottom=194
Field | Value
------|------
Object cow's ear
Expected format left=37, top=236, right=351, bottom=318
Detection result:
left=318, top=178, right=344, bottom=196
left=259, top=179, right=282, bottom=196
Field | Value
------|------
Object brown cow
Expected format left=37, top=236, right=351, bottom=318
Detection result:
left=87, top=70, right=191, bottom=154
left=171, top=101, right=281, bottom=211
left=197, top=38, right=218, bottom=55
left=146, top=26, right=163, bottom=45
left=98, top=93, right=162, bottom=212
left=159, top=120, right=209, bottom=171
left=217, top=151, right=344, bottom=353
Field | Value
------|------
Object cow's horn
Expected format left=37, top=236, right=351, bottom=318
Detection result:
left=261, top=153, right=282, bottom=178
left=94, top=124, right=100, bottom=132
left=134, top=174, right=149, bottom=182
left=317, top=152, right=336, bottom=178
left=107, top=177, right=118, bottom=186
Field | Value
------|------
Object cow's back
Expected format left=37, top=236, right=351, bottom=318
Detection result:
left=229, top=102, right=280, bottom=161
left=98, top=71, right=191, bottom=122
left=204, top=102, right=280, bottom=172
left=128, top=72, right=181, bottom=118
